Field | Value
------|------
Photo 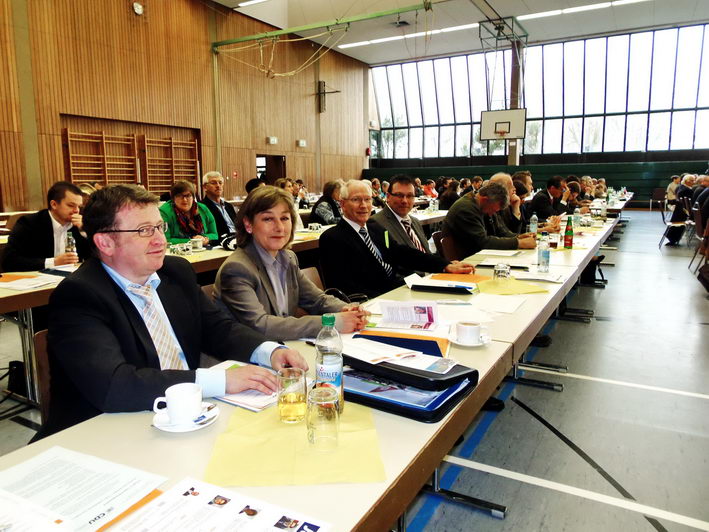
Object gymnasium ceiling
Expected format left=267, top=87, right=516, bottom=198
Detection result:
left=212, top=0, right=709, bottom=65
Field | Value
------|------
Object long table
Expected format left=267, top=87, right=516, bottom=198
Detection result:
left=0, top=338, right=513, bottom=531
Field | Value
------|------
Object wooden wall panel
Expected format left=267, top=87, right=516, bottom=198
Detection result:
left=0, top=0, right=26, bottom=210
left=321, top=154, right=365, bottom=183
left=0, top=0, right=368, bottom=208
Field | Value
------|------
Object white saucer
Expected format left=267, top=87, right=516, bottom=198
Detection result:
left=191, top=248, right=207, bottom=253
left=152, top=402, right=219, bottom=433
left=449, top=333, right=491, bottom=347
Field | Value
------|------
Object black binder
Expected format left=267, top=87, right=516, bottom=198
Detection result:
left=343, top=367, right=476, bottom=423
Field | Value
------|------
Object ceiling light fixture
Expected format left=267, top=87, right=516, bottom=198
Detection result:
left=517, top=0, right=651, bottom=21
left=236, top=0, right=268, bottom=8
left=337, top=22, right=478, bottom=50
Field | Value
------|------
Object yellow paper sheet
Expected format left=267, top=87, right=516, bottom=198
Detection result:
left=477, top=278, right=548, bottom=295
left=205, top=402, right=386, bottom=487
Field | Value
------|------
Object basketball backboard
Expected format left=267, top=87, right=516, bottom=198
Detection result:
left=480, top=109, right=527, bottom=140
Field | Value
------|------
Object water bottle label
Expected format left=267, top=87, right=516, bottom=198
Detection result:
left=316, top=363, right=342, bottom=388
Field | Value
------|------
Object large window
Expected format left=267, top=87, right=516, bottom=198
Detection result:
left=372, top=23, right=708, bottom=157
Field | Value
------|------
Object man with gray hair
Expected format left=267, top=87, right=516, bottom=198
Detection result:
left=320, top=180, right=474, bottom=299
left=202, top=171, right=237, bottom=237
left=442, top=182, right=537, bottom=258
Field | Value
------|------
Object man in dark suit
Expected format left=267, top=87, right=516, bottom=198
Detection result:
left=319, top=180, right=473, bottom=299
left=371, top=175, right=430, bottom=254
left=201, top=171, right=237, bottom=238
left=2, top=181, right=90, bottom=272
left=442, top=183, right=536, bottom=259
left=37, top=184, right=306, bottom=439
left=527, top=176, right=571, bottom=220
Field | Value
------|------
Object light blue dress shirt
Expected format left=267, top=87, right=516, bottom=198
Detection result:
left=101, top=263, right=279, bottom=397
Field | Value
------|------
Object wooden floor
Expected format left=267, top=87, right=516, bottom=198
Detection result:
left=0, top=210, right=707, bottom=531
left=406, top=210, right=709, bottom=532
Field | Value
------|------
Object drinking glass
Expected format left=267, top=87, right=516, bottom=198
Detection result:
left=306, top=387, right=339, bottom=451
left=492, top=263, right=511, bottom=281
left=277, top=368, right=306, bottom=423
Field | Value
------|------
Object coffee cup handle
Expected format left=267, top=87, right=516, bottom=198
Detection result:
left=153, top=397, right=167, bottom=414
left=480, top=326, right=488, bottom=341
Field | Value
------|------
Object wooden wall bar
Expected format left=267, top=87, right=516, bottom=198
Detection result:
left=0, top=0, right=369, bottom=209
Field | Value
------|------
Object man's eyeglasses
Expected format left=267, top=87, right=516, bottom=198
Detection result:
left=346, top=196, right=373, bottom=204
left=100, top=222, right=168, bottom=238
left=388, top=192, right=416, bottom=200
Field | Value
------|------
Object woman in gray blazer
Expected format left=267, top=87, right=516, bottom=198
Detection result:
left=215, top=186, right=368, bottom=340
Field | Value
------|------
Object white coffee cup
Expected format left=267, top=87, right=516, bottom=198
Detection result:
left=190, top=237, right=203, bottom=250
left=456, top=321, right=483, bottom=344
left=153, top=383, right=203, bottom=425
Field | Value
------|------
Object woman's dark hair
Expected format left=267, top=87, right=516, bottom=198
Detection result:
left=322, top=180, right=342, bottom=199
left=235, top=186, right=296, bottom=248
left=170, top=180, right=196, bottom=198
left=514, top=180, right=530, bottom=198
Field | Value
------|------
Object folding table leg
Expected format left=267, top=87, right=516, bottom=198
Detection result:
left=505, top=363, right=564, bottom=392
left=421, top=467, right=507, bottom=519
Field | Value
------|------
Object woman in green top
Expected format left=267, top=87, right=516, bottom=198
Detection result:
left=159, top=180, right=218, bottom=245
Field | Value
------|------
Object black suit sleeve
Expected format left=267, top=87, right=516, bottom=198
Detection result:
left=3, top=215, right=48, bottom=271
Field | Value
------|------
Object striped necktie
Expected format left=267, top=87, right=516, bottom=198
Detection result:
left=127, top=285, right=184, bottom=370
left=358, top=227, right=394, bottom=276
left=401, top=218, right=425, bottom=252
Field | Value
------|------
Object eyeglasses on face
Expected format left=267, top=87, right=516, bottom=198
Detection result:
left=176, top=193, right=194, bottom=200
left=388, top=192, right=416, bottom=200
left=100, top=222, right=168, bottom=238
left=346, top=196, right=373, bottom=204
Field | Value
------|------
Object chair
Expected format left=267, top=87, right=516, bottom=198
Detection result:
left=5, top=213, right=24, bottom=232
left=301, top=267, right=324, bottom=290
left=201, top=284, right=214, bottom=300
left=649, top=188, right=666, bottom=216
left=688, top=207, right=706, bottom=272
left=682, top=197, right=696, bottom=244
left=431, top=231, right=444, bottom=256
left=33, top=329, right=50, bottom=425
left=440, top=235, right=463, bottom=261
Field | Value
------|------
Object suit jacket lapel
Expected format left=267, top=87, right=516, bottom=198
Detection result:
left=244, top=243, right=279, bottom=315
left=40, top=210, right=55, bottom=259
left=384, top=208, right=411, bottom=248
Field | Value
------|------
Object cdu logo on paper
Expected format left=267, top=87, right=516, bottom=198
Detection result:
left=297, top=524, right=320, bottom=532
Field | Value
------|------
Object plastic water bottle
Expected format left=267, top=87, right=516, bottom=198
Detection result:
left=537, top=231, right=550, bottom=273
left=65, top=233, right=76, bottom=253
left=315, top=314, right=344, bottom=413
left=529, top=212, right=538, bottom=235
left=573, top=207, right=581, bottom=228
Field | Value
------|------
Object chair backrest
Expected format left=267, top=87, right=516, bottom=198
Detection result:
left=440, top=235, right=462, bottom=261
left=692, top=207, right=705, bottom=238
left=5, top=213, right=24, bottom=231
left=33, top=329, right=50, bottom=425
left=201, top=284, right=214, bottom=300
left=431, top=231, right=444, bottom=256
left=651, top=188, right=666, bottom=202
left=301, top=267, right=324, bottom=290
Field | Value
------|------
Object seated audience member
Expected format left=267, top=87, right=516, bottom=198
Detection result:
left=214, top=187, right=368, bottom=340
left=675, top=174, right=696, bottom=203
left=594, top=178, right=607, bottom=198
left=699, top=185, right=709, bottom=226
left=370, top=178, right=386, bottom=207
left=459, top=178, right=471, bottom=195
left=691, top=175, right=707, bottom=204
left=438, top=179, right=461, bottom=211
left=201, top=171, right=237, bottom=238
left=3, top=181, right=90, bottom=272
left=274, top=178, right=304, bottom=229
left=512, top=170, right=533, bottom=191
left=160, top=180, right=218, bottom=245
left=564, top=182, right=591, bottom=214
left=489, top=173, right=525, bottom=234
left=371, top=175, right=430, bottom=253
left=309, top=180, right=343, bottom=226
left=422, top=179, right=438, bottom=198
left=528, top=176, right=570, bottom=220
left=578, top=176, right=595, bottom=202
left=666, top=175, right=680, bottom=205
left=472, top=175, right=484, bottom=192
left=245, top=177, right=265, bottom=194
left=436, top=177, right=452, bottom=197
left=442, top=182, right=536, bottom=258
left=413, top=177, right=425, bottom=197
left=319, top=180, right=474, bottom=299
left=292, top=179, right=309, bottom=208
left=37, top=184, right=306, bottom=439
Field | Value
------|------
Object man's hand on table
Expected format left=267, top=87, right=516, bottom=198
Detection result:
left=444, top=261, right=475, bottom=274
left=517, top=236, right=537, bottom=249
left=225, top=365, right=278, bottom=394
